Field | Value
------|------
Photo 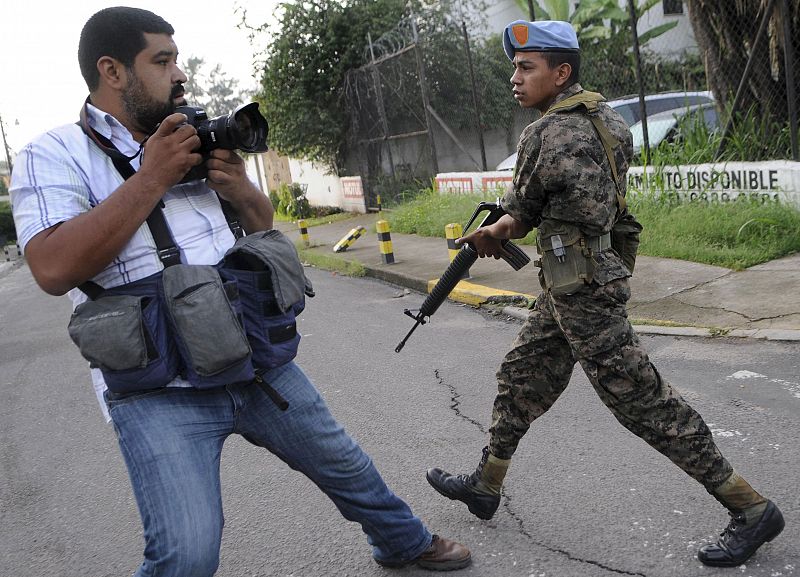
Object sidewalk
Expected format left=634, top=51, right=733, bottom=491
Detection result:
left=277, top=212, right=800, bottom=342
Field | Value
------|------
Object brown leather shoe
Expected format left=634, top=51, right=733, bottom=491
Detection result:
left=376, top=535, right=472, bottom=571
left=416, top=535, right=472, bottom=570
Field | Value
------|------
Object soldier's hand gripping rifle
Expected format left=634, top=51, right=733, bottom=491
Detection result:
left=395, top=199, right=530, bottom=353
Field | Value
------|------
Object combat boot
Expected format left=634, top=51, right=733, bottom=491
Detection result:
left=698, top=500, right=784, bottom=567
left=426, top=447, right=508, bottom=520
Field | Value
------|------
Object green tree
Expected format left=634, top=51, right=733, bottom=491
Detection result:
left=515, top=0, right=677, bottom=44
left=182, top=56, right=248, bottom=117
left=254, top=0, right=491, bottom=172
left=253, top=0, right=424, bottom=172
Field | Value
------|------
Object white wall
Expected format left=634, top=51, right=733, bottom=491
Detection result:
left=638, top=2, right=697, bottom=57
left=287, top=158, right=343, bottom=208
left=244, top=155, right=345, bottom=209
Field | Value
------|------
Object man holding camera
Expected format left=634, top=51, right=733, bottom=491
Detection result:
left=10, top=7, right=470, bottom=576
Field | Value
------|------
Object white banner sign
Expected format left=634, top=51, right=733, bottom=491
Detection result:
left=437, top=161, right=800, bottom=207
left=627, top=160, right=800, bottom=206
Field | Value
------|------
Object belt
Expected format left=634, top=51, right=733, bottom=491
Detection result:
left=585, top=233, right=611, bottom=251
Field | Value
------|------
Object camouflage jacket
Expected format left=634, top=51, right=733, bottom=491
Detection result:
left=501, top=83, right=633, bottom=283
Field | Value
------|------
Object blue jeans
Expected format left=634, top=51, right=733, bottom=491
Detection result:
left=105, top=362, right=432, bottom=577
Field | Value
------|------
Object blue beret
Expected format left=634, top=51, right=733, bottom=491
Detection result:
left=503, top=20, right=579, bottom=60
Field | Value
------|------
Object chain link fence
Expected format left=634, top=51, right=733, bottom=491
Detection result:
left=685, top=0, right=798, bottom=161
left=343, top=1, right=798, bottom=206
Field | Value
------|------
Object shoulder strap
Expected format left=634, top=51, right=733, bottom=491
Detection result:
left=78, top=106, right=182, bottom=269
left=75, top=101, right=245, bottom=297
left=545, top=91, right=627, bottom=213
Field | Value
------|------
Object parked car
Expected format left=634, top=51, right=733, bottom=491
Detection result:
left=495, top=91, right=715, bottom=171
left=607, top=90, right=714, bottom=127
left=629, top=102, right=719, bottom=154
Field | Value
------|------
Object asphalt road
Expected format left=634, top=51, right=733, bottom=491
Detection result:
left=1, top=264, right=797, bottom=577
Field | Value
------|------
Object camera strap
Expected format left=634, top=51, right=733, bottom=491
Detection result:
left=76, top=100, right=244, bottom=298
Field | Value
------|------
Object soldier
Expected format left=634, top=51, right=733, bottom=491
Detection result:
left=426, top=20, right=784, bottom=567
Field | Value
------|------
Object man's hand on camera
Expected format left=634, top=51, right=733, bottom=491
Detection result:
left=205, top=149, right=260, bottom=202
left=205, top=149, right=274, bottom=232
left=139, top=113, right=202, bottom=190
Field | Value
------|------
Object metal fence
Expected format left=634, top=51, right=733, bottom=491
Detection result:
left=684, top=0, right=798, bottom=161
left=343, top=1, right=798, bottom=206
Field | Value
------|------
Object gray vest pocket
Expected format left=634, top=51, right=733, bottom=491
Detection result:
left=162, top=265, right=252, bottom=377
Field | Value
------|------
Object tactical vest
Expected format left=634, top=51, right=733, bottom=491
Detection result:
left=544, top=90, right=642, bottom=282
left=67, top=230, right=312, bottom=395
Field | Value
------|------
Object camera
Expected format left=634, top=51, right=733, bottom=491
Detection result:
left=175, top=102, right=269, bottom=182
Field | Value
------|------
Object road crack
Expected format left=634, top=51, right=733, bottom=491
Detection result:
left=433, top=369, right=487, bottom=434
left=502, top=493, right=648, bottom=577
left=433, top=369, right=647, bottom=576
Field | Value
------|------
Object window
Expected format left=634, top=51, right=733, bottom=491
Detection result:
left=663, top=0, right=684, bottom=15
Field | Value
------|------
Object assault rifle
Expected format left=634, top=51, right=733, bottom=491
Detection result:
left=395, top=199, right=530, bottom=353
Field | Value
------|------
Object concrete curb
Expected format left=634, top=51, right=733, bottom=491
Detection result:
left=427, top=278, right=536, bottom=307
left=499, top=305, right=800, bottom=342
left=350, top=257, right=800, bottom=343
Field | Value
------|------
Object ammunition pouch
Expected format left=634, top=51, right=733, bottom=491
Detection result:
left=610, top=210, right=643, bottom=274
left=67, top=230, right=311, bottom=394
left=535, top=220, right=608, bottom=295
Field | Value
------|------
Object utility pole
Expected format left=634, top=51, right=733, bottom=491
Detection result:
left=0, top=113, right=13, bottom=175
left=527, top=0, right=536, bottom=20
left=627, top=0, right=649, bottom=162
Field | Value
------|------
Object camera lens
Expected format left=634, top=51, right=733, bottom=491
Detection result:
left=233, top=111, right=255, bottom=149
left=174, top=103, right=268, bottom=154
left=229, top=103, right=269, bottom=153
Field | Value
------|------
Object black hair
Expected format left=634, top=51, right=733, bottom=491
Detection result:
left=543, top=51, right=581, bottom=85
left=78, top=6, right=174, bottom=91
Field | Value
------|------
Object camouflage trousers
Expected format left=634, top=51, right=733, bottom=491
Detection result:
left=489, top=277, right=733, bottom=491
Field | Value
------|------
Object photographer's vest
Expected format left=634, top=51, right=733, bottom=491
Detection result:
left=67, top=114, right=312, bottom=402
left=534, top=90, right=643, bottom=295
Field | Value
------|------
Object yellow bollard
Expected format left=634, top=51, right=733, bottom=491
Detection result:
left=297, top=219, right=310, bottom=247
left=376, top=220, right=395, bottom=264
left=445, top=223, right=470, bottom=279
left=376, top=194, right=382, bottom=214
left=333, top=226, right=367, bottom=253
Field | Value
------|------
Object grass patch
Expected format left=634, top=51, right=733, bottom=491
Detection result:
left=385, top=188, right=800, bottom=269
left=629, top=194, right=800, bottom=270
left=388, top=189, right=537, bottom=244
left=630, top=318, right=693, bottom=327
left=296, top=244, right=367, bottom=277
left=276, top=211, right=359, bottom=228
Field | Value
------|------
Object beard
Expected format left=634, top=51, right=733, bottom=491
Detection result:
left=121, top=71, right=179, bottom=135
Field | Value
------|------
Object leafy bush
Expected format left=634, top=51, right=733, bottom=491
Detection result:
left=307, top=205, right=343, bottom=218
left=272, top=183, right=311, bottom=219
left=0, top=201, right=16, bottom=244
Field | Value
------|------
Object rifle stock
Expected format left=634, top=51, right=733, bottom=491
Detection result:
left=395, top=199, right=530, bottom=353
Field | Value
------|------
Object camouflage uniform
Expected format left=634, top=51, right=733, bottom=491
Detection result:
left=491, top=83, right=733, bottom=490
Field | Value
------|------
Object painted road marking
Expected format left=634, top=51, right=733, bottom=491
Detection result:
left=728, top=370, right=800, bottom=400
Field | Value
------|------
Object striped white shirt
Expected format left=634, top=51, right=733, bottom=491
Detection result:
left=10, top=103, right=237, bottom=420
